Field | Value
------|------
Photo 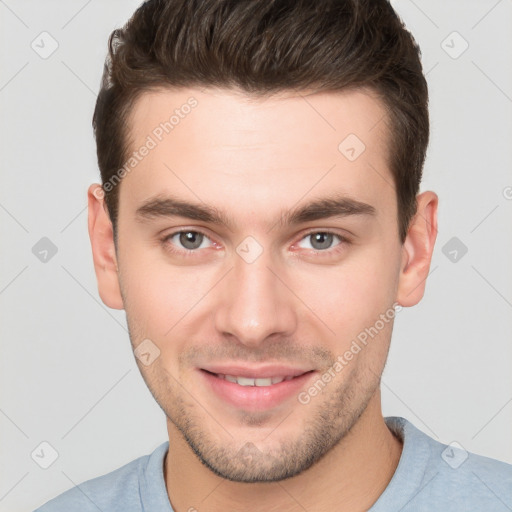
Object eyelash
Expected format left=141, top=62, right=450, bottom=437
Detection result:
left=160, top=229, right=351, bottom=258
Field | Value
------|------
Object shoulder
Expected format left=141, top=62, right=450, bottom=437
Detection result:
left=33, top=442, right=169, bottom=512
left=421, top=432, right=512, bottom=508
left=381, top=417, right=512, bottom=511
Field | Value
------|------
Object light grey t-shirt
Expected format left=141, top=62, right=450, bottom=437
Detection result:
left=34, top=416, right=512, bottom=511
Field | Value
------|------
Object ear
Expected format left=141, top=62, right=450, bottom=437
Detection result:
left=87, top=184, right=124, bottom=310
left=396, top=191, right=438, bottom=307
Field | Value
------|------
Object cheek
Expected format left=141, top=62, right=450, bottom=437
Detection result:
left=119, top=247, right=218, bottom=340
left=295, top=244, right=399, bottom=338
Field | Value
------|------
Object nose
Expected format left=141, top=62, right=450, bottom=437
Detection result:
left=213, top=248, right=298, bottom=348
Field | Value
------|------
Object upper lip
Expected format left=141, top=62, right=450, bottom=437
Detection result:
left=200, top=364, right=313, bottom=379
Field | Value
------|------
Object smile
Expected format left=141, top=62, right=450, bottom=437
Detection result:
left=213, top=373, right=297, bottom=386
left=200, top=368, right=316, bottom=410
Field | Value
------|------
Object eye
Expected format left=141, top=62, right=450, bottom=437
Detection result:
left=296, top=231, right=347, bottom=251
left=164, top=230, right=214, bottom=252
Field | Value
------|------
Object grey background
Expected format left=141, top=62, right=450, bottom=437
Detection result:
left=1, top=1, right=511, bottom=511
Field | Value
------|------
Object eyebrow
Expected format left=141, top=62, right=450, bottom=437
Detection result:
left=135, top=193, right=377, bottom=230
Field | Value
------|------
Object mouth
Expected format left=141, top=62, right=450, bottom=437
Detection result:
left=205, top=371, right=304, bottom=387
left=199, top=367, right=316, bottom=410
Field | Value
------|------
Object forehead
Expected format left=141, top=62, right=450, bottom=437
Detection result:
left=127, top=86, right=389, bottom=153
left=119, top=86, right=394, bottom=229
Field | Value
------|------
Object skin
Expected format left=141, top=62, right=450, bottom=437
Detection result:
left=88, top=86, right=438, bottom=512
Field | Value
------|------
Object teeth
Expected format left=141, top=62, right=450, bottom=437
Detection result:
left=255, top=378, right=272, bottom=386
left=237, top=376, right=256, bottom=386
left=217, top=374, right=293, bottom=386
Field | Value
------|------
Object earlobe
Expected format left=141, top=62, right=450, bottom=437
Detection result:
left=87, top=184, right=124, bottom=310
left=396, top=191, right=438, bottom=308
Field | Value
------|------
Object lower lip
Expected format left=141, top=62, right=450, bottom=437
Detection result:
left=200, top=370, right=315, bottom=410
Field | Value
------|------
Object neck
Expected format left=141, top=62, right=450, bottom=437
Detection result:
left=164, top=390, right=402, bottom=512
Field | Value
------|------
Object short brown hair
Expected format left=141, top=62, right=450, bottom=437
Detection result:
left=93, top=0, right=429, bottom=244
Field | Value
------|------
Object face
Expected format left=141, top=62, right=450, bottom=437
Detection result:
left=111, top=87, right=405, bottom=481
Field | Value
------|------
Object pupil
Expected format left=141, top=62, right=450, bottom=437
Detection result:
left=312, top=233, right=332, bottom=250
left=180, top=231, right=203, bottom=249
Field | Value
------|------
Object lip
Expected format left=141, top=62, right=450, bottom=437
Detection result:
left=199, top=367, right=316, bottom=411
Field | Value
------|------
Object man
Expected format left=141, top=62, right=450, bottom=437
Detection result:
left=35, top=0, right=512, bottom=510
